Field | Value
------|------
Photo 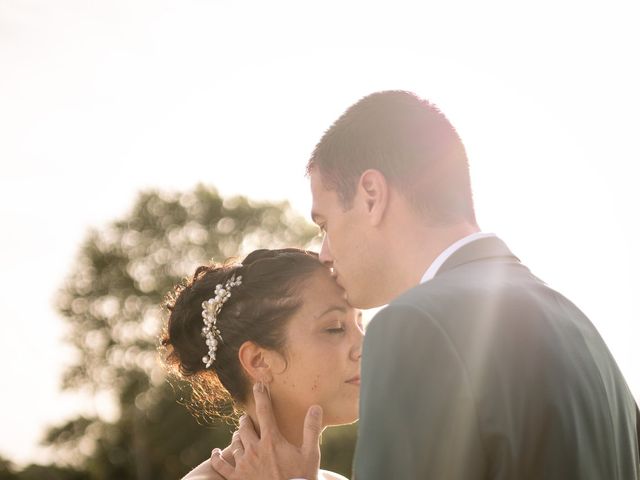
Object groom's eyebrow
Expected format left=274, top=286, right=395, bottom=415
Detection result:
left=316, top=305, right=347, bottom=319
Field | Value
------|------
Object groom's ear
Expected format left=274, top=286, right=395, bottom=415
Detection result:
left=358, top=169, right=389, bottom=227
left=238, top=341, right=278, bottom=384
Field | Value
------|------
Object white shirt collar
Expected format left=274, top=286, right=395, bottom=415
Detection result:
left=420, top=232, right=497, bottom=284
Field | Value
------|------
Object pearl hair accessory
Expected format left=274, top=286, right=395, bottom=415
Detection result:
left=201, top=273, right=243, bottom=368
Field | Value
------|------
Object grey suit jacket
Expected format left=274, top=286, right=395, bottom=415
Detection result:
left=354, top=237, right=639, bottom=479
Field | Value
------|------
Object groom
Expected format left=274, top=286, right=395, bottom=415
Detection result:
left=212, top=91, right=640, bottom=479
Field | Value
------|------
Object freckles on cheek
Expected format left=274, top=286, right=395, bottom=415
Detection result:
left=310, top=373, right=321, bottom=392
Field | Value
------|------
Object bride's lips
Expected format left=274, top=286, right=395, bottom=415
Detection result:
left=345, top=375, right=360, bottom=386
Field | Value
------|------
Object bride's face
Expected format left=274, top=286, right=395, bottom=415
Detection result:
left=268, top=269, right=364, bottom=426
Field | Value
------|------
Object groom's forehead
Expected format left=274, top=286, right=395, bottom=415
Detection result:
left=309, top=172, right=330, bottom=216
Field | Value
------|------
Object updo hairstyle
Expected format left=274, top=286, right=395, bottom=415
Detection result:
left=160, top=248, right=323, bottom=419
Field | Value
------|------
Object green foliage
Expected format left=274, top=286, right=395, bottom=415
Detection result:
left=0, top=456, right=16, bottom=480
left=320, top=424, right=358, bottom=477
left=0, top=454, right=89, bottom=480
left=39, top=185, right=357, bottom=478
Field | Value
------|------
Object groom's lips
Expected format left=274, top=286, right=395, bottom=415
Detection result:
left=333, top=273, right=346, bottom=291
left=346, top=375, right=361, bottom=386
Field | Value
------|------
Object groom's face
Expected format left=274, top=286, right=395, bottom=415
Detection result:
left=310, top=170, right=378, bottom=309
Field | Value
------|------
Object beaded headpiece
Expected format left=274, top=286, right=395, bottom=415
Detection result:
left=201, top=273, right=242, bottom=368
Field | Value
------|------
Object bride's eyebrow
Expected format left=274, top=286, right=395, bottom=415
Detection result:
left=316, top=305, right=347, bottom=319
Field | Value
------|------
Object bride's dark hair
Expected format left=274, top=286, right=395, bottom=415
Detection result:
left=160, top=248, right=323, bottom=420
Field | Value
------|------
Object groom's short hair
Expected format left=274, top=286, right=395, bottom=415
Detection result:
left=307, top=90, right=477, bottom=225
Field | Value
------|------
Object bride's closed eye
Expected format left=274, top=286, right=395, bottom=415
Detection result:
left=325, top=323, right=345, bottom=334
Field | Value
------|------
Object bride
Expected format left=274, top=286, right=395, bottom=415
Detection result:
left=161, top=248, right=363, bottom=480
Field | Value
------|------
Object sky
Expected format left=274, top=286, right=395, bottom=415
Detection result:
left=0, top=0, right=638, bottom=467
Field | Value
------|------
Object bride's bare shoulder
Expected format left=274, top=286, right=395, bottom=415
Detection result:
left=180, top=458, right=216, bottom=479
left=319, top=469, right=350, bottom=480
left=180, top=462, right=350, bottom=480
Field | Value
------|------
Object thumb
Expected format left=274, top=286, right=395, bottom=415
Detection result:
left=302, top=405, right=323, bottom=459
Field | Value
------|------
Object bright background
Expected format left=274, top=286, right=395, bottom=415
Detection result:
left=1, top=0, right=638, bottom=466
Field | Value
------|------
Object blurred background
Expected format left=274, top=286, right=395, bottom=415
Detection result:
left=1, top=0, right=638, bottom=478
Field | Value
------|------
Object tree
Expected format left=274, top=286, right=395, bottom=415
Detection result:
left=0, top=454, right=89, bottom=480
left=48, top=185, right=356, bottom=479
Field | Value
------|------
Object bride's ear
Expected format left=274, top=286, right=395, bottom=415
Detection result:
left=238, top=341, right=280, bottom=384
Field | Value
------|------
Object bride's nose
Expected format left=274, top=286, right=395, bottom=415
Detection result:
left=350, top=328, right=364, bottom=361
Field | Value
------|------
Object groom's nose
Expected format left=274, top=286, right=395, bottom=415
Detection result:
left=319, top=236, right=333, bottom=267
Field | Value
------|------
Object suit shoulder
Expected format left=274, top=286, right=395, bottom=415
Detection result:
left=389, top=258, right=545, bottom=317
left=385, top=274, right=463, bottom=316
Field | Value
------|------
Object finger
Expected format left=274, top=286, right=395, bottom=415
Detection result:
left=210, top=448, right=235, bottom=479
left=232, top=445, right=244, bottom=461
left=231, top=430, right=243, bottom=448
left=252, top=382, right=279, bottom=437
left=220, top=443, right=236, bottom=468
left=238, top=415, right=259, bottom=447
left=302, top=405, right=323, bottom=458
